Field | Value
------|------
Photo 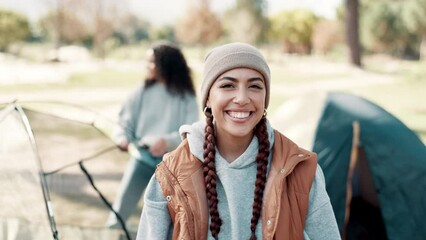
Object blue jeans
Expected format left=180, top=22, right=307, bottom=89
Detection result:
left=107, top=149, right=162, bottom=228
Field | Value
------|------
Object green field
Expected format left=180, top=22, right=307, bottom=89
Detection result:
left=1, top=48, right=425, bottom=143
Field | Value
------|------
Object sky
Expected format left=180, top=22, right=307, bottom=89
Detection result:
left=0, top=0, right=342, bottom=26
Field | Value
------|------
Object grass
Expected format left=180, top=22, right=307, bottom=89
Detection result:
left=1, top=47, right=425, bottom=143
left=68, top=69, right=142, bottom=88
left=0, top=69, right=141, bottom=92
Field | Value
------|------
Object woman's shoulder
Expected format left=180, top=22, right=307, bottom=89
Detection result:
left=273, top=129, right=317, bottom=159
left=163, top=139, right=201, bottom=167
left=163, top=139, right=191, bottom=161
left=159, top=139, right=203, bottom=181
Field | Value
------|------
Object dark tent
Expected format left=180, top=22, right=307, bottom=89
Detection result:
left=271, top=92, right=426, bottom=240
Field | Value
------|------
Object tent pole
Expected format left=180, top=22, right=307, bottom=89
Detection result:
left=0, top=103, right=17, bottom=123
left=15, top=104, right=59, bottom=240
left=342, top=121, right=360, bottom=240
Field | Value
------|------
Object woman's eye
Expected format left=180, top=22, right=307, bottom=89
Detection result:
left=220, top=83, right=234, bottom=88
left=250, top=85, right=263, bottom=89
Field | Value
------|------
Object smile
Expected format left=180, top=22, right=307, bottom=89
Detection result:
left=227, top=111, right=251, bottom=119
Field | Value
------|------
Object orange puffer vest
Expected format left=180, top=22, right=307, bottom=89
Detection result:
left=155, top=130, right=317, bottom=240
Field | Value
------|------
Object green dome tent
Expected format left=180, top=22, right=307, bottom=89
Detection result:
left=271, top=92, right=426, bottom=240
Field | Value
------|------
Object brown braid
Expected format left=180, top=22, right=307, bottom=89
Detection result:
left=203, top=109, right=270, bottom=239
left=250, top=117, right=270, bottom=240
left=203, top=108, right=222, bottom=239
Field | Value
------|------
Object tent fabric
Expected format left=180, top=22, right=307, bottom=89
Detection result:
left=271, top=92, right=426, bottom=240
left=0, top=102, right=137, bottom=240
left=0, top=107, right=53, bottom=239
left=313, top=92, right=426, bottom=239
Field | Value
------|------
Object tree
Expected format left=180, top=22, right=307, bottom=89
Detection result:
left=362, top=1, right=419, bottom=58
left=403, top=0, right=426, bottom=60
left=40, top=0, right=73, bottom=48
left=312, top=19, right=344, bottom=55
left=39, top=0, right=129, bottom=57
left=0, top=9, right=30, bottom=51
left=113, top=14, right=151, bottom=44
left=224, top=0, right=268, bottom=44
left=346, top=0, right=362, bottom=67
left=269, top=9, right=318, bottom=54
left=175, top=0, right=222, bottom=46
left=38, top=10, right=89, bottom=45
left=149, top=25, right=175, bottom=42
left=85, top=0, right=128, bottom=58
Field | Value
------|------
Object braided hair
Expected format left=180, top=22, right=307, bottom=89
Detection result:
left=202, top=108, right=270, bottom=240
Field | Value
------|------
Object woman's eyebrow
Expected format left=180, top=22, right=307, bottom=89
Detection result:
left=248, top=77, right=264, bottom=82
left=217, top=76, right=238, bottom=82
left=217, top=77, right=264, bottom=82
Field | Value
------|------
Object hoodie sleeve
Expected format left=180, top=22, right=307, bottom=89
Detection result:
left=303, top=165, right=341, bottom=240
left=112, top=86, right=144, bottom=144
left=162, top=94, right=199, bottom=152
left=136, top=175, right=173, bottom=240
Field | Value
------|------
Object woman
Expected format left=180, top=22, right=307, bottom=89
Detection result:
left=136, top=42, right=340, bottom=239
left=106, top=41, right=199, bottom=229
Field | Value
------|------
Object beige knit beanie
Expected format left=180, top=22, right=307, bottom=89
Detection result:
left=201, top=42, right=271, bottom=110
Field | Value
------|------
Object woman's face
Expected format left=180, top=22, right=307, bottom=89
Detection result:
left=146, top=49, right=156, bottom=80
left=207, top=68, right=266, bottom=141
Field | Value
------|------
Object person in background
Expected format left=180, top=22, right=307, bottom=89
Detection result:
left=135, top=42, right=341, bottom=239
left=107, top=41, right=199, bottom=229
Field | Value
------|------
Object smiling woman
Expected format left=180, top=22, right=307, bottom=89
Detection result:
left=135, top=42, right=341, bottom=240
left=207, top=68, right=266, bottom=160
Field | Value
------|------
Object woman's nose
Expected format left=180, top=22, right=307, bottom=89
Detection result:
left=233, top=89, right=250, bottom=105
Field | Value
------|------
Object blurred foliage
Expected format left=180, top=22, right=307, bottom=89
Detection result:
left=105, top=43, right=149, bottom=60
left=312, top=19, right=345, bottom=55
left=402, top=0, right=426, bottom=33
left=38, top=10, right=89, bottom=45
left=112, top=15, right=151, bottom=45
left=402, top=0, right=426, bottom=59
left=35, top=0, right=127, bottom=58
left=333, top=0, right=426, bottom=60
left=269, top=9, right=318, bottom=54
left=3, top=0, right=426, bottom=62
left=223, top=0, right=268, bottom=44
left=361, top=1, right=421, bottom=59
left=0, top=8, right=30, bottom=51
left=175, top=0, right=222, bottom=46
left=149, top=25, right=175, bottom=42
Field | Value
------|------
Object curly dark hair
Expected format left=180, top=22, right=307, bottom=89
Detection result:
left=145, top=41, right=196, bottom=97
left=203, top=108, right=270, bottom=240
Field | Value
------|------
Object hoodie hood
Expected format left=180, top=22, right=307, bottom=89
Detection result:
left=179, top=120, right=275, bottom=169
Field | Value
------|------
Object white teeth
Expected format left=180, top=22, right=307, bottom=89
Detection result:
left=229, top=112, right=250, bottom=119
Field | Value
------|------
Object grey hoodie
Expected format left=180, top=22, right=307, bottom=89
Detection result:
left=113, top=82, right=199, bottom=153
left=136, top=120, right=341, bottom=240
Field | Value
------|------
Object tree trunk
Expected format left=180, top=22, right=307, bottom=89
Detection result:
left=346, top=0, right=362, bottom=67
left=420, top=34, right=426, bottom=61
